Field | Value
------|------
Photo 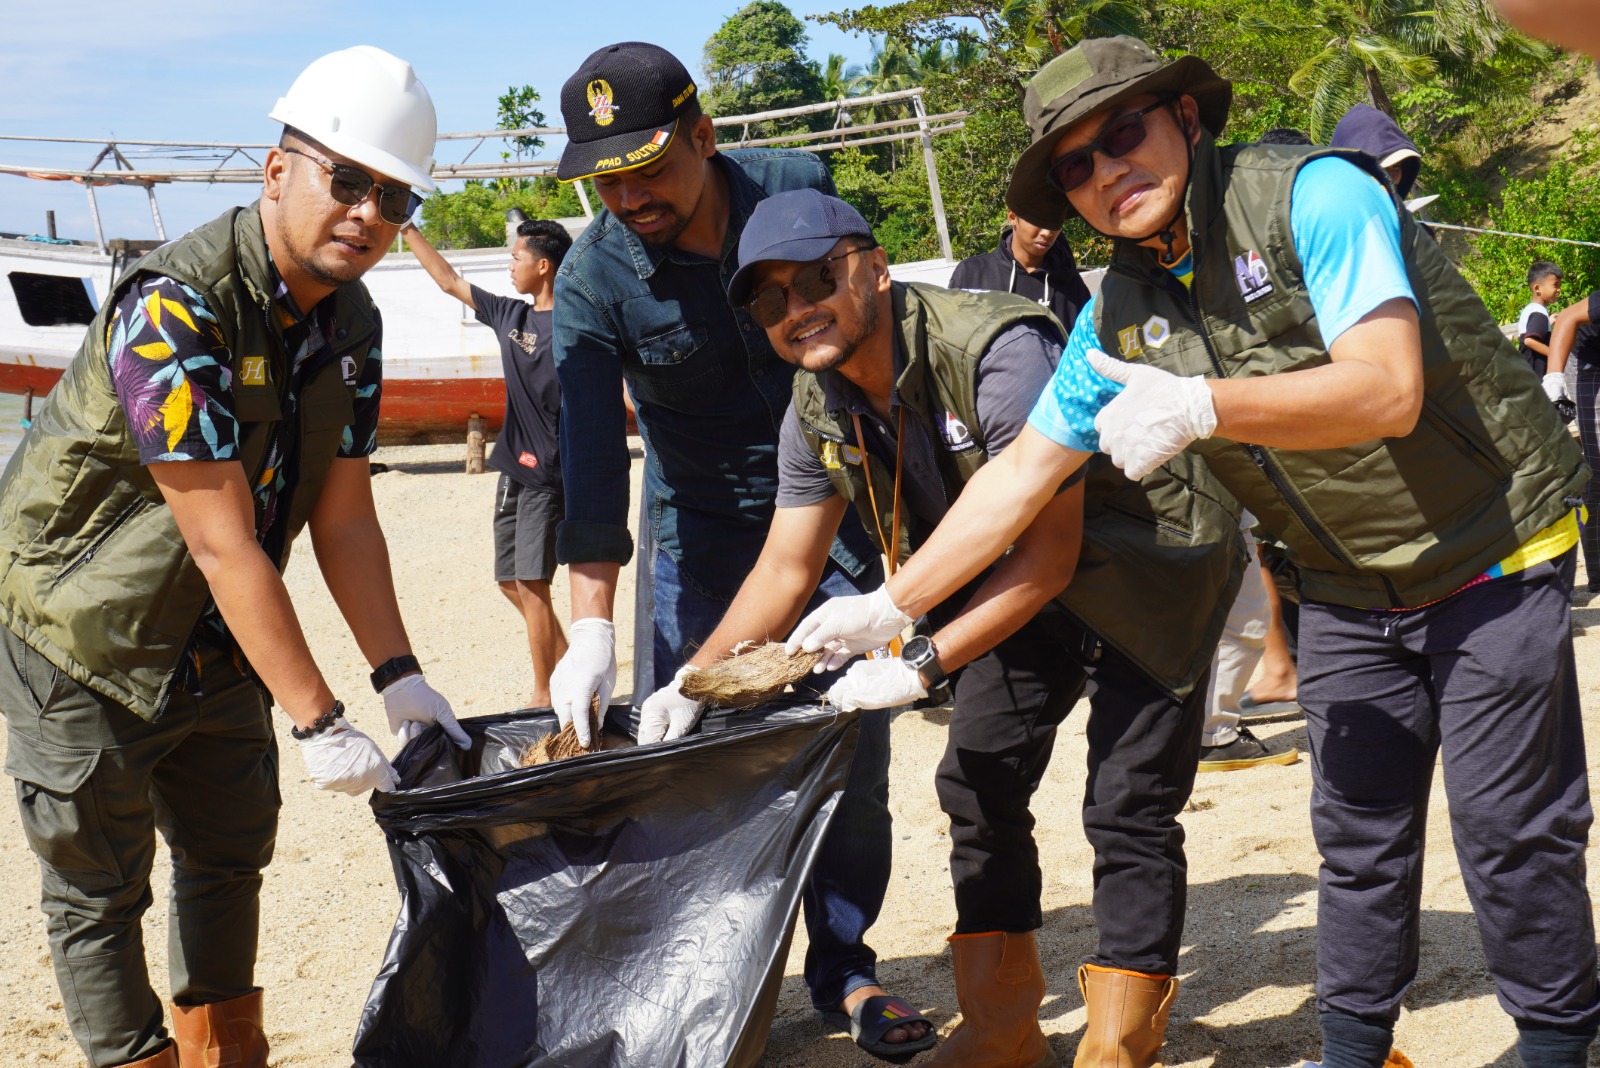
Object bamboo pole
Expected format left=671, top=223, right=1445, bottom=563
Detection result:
left=914, top=95, right=953, bottom=262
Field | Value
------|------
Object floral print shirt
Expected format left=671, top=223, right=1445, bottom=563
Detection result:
left=105, top=261, right=382, bottom=690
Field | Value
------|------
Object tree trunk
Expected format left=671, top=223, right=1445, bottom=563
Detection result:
left=1364, top=64, right=1397, bottom=119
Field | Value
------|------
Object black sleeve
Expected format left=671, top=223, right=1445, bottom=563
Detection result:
left=470, top=285, right=517, bottom=330
left=1590, top=291, right=1600, bottom=324
left=1522, top=310, right=1551, bottom=341
left=948, top=258, right=977, bottom=289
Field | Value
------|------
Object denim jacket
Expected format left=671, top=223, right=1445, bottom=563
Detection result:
left=553, top=149, right=876, bottom=601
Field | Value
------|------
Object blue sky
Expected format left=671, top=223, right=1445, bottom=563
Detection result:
left=0, top=0, right=878, bottom=240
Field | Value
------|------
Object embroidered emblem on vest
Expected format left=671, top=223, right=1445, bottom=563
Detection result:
left=939, top=411, right=975, bottom=450
left=1142, top=316, right=1172, bottom=349
left=240, top=357, right=267, bottom=385
left=1235, top=249, right=1273, bottom=303
left=1117, top=324, right=1144, bottom=358
left=341, top=354, right=358, bottom=385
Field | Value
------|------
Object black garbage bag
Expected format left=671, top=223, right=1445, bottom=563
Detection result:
left=353, top=699, right=861, bottom=1068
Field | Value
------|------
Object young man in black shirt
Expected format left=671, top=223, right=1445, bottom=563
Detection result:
left=404, top=219, right=573, bottom=704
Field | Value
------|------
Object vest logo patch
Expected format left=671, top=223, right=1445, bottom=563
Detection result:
left=341, top=354, right=358, bottom=385
left=518, top=451, right=538, bottom=469
left=1142, top=316, right=1172, bottom=349
left=939, top=411, right=975, bottom=450
left=239, top=357, right=267, bottom=386
left=1235, top=249, right=1273, bottom=303
left=821, top=441, right=864, bottom=469
left=1117, top=324, right=1144, bottom=358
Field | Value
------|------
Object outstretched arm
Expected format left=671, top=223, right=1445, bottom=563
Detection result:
left=402, top=225, right=475, bottom=308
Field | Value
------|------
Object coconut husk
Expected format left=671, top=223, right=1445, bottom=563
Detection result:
left=680, top=642, right=824, bottom=709
left=520, top=696, right=602, bottom=766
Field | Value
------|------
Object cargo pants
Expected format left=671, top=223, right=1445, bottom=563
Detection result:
left=0, top=626, right=279, bottom=1067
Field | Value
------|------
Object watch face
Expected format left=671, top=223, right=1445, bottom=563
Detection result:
left=901, top=635, right=932, bottom=666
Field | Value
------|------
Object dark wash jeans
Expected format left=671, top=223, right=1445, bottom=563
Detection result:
left=0, top=628, right=278, bottom=1066
left=936, top=601, right=1206, bottom=973
left=1300, top=548, right=1599, bottom=1047
left=650, top=547, right=892, bottom=1011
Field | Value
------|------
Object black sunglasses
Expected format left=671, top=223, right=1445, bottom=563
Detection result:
left=743, top=245, right=877, bottom=328
left=1046, top=99, right=1172, bottom=195
left=284, top=147, right=423, bottom=225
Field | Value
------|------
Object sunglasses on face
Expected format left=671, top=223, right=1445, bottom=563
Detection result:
left=1046, top=99, right=1172, bottom=195
left=744, top=245, right=877, bottom=328
left=283, top=147, right=423, bottom=225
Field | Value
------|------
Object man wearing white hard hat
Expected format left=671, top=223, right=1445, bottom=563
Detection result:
left=0, top=46, right=458, bottom=1068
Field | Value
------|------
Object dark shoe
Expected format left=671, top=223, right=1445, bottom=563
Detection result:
left=821, top=994, right=938, bottom=1064
left=1237, top=693, right=1302, bottom=721
left=1198, top=727, right=1299, bottom=772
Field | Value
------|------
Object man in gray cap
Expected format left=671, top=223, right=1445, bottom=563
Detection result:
left=690, top=186, right=1242, bottom=1067
left=789, top=35, right=1596, bottom=1068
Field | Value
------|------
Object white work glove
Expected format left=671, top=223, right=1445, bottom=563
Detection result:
left=826, top=658, right=928, bottom=712
left=785, top=584, right=913, bottom=672
left=1543, top=372, right=1569, bottom=403
left=549, top=618, right=616, bottom=747
left=637, top=666, right=706, bottom=744
left=382, top=673, right=470, bottom=749
left=1086, top=349, right=1217, bottom=481
left=297, top=724, right=398, bottom=795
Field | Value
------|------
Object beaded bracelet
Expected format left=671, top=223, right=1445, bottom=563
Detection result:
left=290, top=700, right=345, bottom=740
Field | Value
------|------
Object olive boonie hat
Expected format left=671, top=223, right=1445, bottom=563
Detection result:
left=558, top=42, right=699, bottom=182
left=1007, top=36, right=1231, bottom=227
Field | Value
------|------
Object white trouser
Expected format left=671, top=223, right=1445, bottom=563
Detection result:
left=1203, top=528, right=1270, bottom=747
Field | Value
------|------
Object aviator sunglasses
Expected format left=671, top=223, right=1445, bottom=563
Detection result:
left=743, top=244, right=878, bottom=328
left=1046, top=98, right=1172, bottom=194
left=284, top=147, right=424, bottom=225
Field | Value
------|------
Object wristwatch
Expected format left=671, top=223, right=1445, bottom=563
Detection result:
left=899, top=634, right=951, bottom=703
left=370, top=654, right=421, bottom=694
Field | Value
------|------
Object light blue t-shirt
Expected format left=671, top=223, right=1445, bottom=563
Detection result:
left=1027, top=157, right=1418, bottom=453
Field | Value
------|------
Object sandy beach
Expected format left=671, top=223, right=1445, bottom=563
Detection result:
left=0, top=441, right=1595, bottom=1067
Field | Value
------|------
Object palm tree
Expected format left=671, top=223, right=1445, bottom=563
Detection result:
left=818, top=53, right=862, bottom=102
left=1275, top=0, right=1545, bottom=139
left=846, top=37, right=921, bottom=123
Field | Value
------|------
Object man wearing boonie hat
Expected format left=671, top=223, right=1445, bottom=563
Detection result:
left=544, top=42, right=919, bottom=1057
left=0, top=46, right=464, bottom=1067
left=788, top=34, right=1597, bottom=1068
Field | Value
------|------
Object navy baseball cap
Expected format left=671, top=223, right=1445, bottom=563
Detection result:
left=558, top=42, right=699, bottom=182
left=726, top=189, right=875, bottom=307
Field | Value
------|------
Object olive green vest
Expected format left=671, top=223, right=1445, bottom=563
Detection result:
left=0, top=203, right=378, bottom=719
left=1094, top=137, right=1587, bottom=609
left=794, top=282, right=1244, bottom=698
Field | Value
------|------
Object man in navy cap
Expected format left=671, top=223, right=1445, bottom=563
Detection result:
left=666, top=187, right=1241, bottom=1066
left=544, top=42, right=920, bottom=1056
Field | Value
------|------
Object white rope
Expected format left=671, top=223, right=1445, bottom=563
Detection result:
left=1421, top=221, right=1600, bottom=250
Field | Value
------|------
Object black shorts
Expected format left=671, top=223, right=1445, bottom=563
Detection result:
left=493, top=475, right=561, bottom=583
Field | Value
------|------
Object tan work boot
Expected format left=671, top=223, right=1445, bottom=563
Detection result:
left=1073, top=964, right=1178, bottom=1068
left=120, top=1042, right=180, bottom=1067
left=170, top=988, right=268, bottom=1068
left=924, top=930, right=1059, bottom=1068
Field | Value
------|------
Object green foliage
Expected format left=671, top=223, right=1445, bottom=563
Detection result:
left=417, top=180, right=581, bottom=250
left=704, top=1, right=825, bottom=120
left=1457, top=131, right=1600, bottom=322
left=416, top=84, right=579, bottom=249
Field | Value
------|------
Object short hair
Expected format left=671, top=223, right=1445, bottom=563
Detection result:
left=518, top=219, right=573, bottom=268
left=1528, top=260, right=1564, bottom=286
left=1259, top=128, right=1313, bottom=146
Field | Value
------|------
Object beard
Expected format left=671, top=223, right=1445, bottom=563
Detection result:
left=794, top=284, right=878, bottom=374
left=619, top=201, right=691, bottom=247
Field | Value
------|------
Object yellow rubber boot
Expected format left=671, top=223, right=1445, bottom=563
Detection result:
left=1073, top=964, right=1178, bottom=1068
left=170, top=988, right=268, bottom=1068
left=924, top=931, right=1059, bottom=1068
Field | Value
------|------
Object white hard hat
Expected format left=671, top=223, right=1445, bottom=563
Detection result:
left=270, top=45, right=438, bottom=192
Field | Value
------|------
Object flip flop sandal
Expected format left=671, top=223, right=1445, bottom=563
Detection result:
left=821, top=994, right=937, bottom=1064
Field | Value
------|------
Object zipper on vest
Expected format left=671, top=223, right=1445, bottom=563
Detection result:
left=1183, top=279, right=1360, bottom=572
left=55, top=497, right=147, bottom=584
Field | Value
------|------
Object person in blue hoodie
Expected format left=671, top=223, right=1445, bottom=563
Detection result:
left=1331, top=104, right=1422, bottom=199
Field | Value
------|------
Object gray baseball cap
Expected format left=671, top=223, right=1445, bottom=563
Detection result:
left=726, top=189, right=874, bottom=307
left=1007, top=36, right=1231, bottom=228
